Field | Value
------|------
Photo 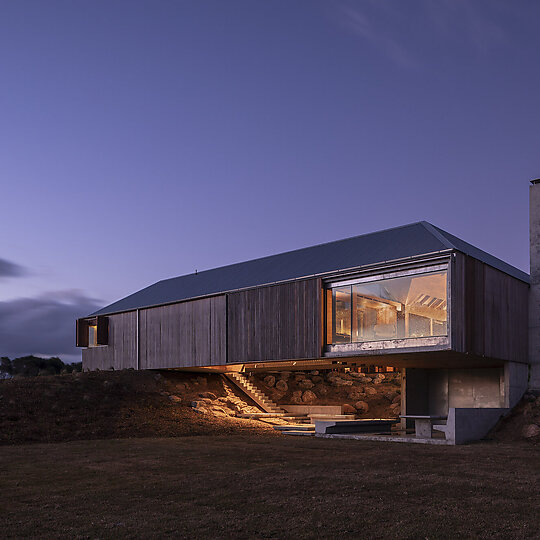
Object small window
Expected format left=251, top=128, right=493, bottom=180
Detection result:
left=88, top=325, right=98, bottom=347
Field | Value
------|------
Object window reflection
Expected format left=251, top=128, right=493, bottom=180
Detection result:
left=329, top=271, right=447, bottom=344
left=332, top=287, right=351, bottom=343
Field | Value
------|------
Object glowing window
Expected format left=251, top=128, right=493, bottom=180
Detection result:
left=328, top=271, right=447, bottom=344
left=88, top=325, right=98, bottom=347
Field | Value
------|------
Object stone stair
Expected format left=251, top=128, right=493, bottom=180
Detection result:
left=225, top=372, right=285, bottom=414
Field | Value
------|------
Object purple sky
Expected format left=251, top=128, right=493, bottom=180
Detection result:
left=1, top=0, right=539, bottom=362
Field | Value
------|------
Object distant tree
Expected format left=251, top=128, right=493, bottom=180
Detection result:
left=0, top=357, right=12, bottom=375
left=0, top=355, right=81, bottom=377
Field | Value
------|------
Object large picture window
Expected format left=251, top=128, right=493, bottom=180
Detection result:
left=329, top=270, right=447, bottom=345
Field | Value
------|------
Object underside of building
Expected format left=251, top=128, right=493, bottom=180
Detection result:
left=77, top=220, right=532, bottom=444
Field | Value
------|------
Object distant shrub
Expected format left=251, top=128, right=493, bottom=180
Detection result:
left=0, top=356, right=81, bottom=378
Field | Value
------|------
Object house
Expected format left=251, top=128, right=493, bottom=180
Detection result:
left=76, top=214, right=532, bottom=436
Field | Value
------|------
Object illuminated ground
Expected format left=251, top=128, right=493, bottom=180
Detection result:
left=3, top=435, right=539, bottom=539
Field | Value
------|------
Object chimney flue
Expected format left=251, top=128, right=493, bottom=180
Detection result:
left=529, top=180, right=540, bottom=390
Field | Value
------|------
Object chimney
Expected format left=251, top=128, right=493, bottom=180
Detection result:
left=529, top=179, right=540, bottom=390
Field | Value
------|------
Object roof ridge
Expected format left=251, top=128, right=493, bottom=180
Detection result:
left=419, top=221, right=456, bottom=251
left=156, top=221, right=428, bottom=285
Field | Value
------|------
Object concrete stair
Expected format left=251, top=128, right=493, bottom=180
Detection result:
left=309, top=414, right=356, bottom=422
left=225, top=372, right=285, bottom=414
left=274, top=424, right=316, bottom=436
left=273, top=424, right=315, bottom=432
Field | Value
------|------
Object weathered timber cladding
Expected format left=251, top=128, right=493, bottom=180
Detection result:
left=82, top=311, right=137, bottom=370
left=227, top=278, right=322, bottom=363
left=139, top=295, right=226, bottom=369
left=76, top=319, right=89, bottom=348
left=452, top=253, right=528, bottom=362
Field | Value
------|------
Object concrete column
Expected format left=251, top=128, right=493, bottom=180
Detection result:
left=529, top=180, right=540, bottom=391
left=504, top=361, right=529, bottom=407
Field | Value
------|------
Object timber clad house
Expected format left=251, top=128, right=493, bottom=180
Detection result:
left=77, top=182, right=540, bottom=443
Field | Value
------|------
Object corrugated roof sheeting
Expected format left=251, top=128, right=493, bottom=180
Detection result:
left=90, top=221, right=529, bottom=316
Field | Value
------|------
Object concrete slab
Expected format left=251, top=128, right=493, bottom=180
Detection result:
left=316, top=433, right=452, bottom=445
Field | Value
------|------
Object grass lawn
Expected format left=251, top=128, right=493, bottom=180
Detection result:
left=2, top=435, right=540, bottom=539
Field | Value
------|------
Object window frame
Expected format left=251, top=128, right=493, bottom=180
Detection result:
left=325, top=262, right=450, bottom=347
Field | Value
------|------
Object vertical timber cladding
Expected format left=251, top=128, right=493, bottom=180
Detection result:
left=82, top=311, right=137, bottom=371
left=227, top=278, right=322, bottom=363
left=139, top=295, right=226, bottom=369
left=452, top=252, right=528, bottom=362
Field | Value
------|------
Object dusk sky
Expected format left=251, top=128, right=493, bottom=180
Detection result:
left=1, top=0, right=539, bottom=362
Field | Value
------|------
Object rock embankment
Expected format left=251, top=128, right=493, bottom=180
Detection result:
left=252, top=369, right=402, bottom=418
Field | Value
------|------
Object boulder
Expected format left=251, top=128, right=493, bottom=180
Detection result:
left=523, top=424, right=540, bottom=438
left=331, top=378, right=353, bottom=387
left=196, top=377, right=207, bottom=386
left=280, top=371, right=292, bottom=380
left=301, top=390, right=317, bottom=404
left=384, top=391, right=398, bottom=402
left=169, top=395, right=182, bottom=403
left=199, top=392, right=217, bottom=400
left=263, top=375, right=276, bottom=388
left=392, top=394, right=401, bottom=404
left=291, top=390, right=303, bottom=404
left=298, top=379, right=314, bottom=389
left=343, top=403, right=356, bottom=414
left=310, top=370, right=320, bottom=376
left=311, top=376, right=323, bottom=384
left=354, top=401, right=369, bottom=413
left=363, top=377, right=373, bottom=383
left=390, top=403, right=401, bottom=415
left=348, top=389, right=364, bottom=401
left=275, top=380, right=288, bottom=392
left=315, top=384, right=329, bottom=396
left=364, top=386, right=377, bottom=395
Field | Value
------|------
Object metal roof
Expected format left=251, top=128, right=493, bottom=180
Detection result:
left=90, top=221, right=529, bottom=316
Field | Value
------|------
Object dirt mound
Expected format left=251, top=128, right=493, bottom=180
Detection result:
left=491, top=392, right=540, bottom=444
left=251, top=369, right=401, bottom=418
left=0, top=370, right=277, bottom=446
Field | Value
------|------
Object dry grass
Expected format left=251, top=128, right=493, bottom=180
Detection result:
left=3, top=435, right=540, bottom=539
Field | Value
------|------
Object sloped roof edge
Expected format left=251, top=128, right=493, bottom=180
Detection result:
left=89, top=221, right=529, bottom=317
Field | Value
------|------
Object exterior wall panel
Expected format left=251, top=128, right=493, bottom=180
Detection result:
left=139, top=295, right=226, bottom=369
left=452, top=253, right=528, bottom=363
left=227, top=278, right=321, bottom=364
left=82, top=311, right=137, bottom=371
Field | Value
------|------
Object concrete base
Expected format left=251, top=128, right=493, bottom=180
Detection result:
left=530, top=364, right=540, bottom=392
left=316, top=433, right=451, bottom=445
left=432, top=407, right=507, bottom=444
left=315, top=419, right=397, bottom=435
left=505, top=362, right=529, bottom=407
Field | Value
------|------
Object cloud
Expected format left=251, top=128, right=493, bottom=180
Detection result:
left=0, top=290, right=102, bottom=361
left=339, top=3, right=419, bottom=69
left=337, top=0, right=513, bottom=68
left=0, top=257, right=26, bottom=278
